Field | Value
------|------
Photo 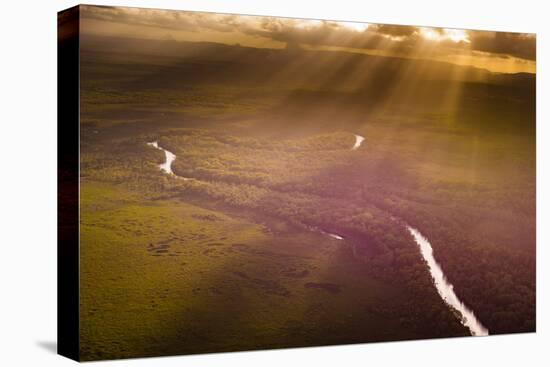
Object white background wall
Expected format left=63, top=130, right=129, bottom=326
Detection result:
left=0, top=0, right=547, bottom=365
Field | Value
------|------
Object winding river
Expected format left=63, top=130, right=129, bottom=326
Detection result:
left=147, top=141, right=189, bottom=180
left=147, top=133, right=488, bottom=336
left=352, top=134, right=365, bottom=150
left=324, top=133, right=487, bottom=336
left=407, top=227, right=488, bottom=336
left=319, top=226, right=488, bottom=336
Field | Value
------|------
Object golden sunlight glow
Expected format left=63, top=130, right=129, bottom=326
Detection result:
left=420, top=28, right=469, bottom=43
left=80, top=6, right=533, bottom=74
left=420, top=28, right=445, bottom=41
left=338, top=21, right=370, bottom=32
left=294, top=19, right=323, bottom=29
left=444, top=29, right=469, bottom=43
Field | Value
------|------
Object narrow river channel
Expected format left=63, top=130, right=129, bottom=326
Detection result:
left=352, top=134, right=365, bottom=150
left=147, top=141, right=190, bottom=180
left=407, top=226, right=489, bottom=336
left=147, top=133, right=488, bottom=336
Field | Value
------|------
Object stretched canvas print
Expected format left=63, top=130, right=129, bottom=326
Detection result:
left=58, top=4, right=536, bottom=361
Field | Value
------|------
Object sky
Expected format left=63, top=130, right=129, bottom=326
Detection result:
left=80, top=5, right=536, bottom=74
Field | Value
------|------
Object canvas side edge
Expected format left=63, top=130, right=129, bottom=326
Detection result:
left=57, top=5, right=81, bottom=362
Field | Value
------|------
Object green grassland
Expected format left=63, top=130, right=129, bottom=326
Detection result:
left=80, top=183, right=433, bottom=360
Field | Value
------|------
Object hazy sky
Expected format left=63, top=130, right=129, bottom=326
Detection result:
left=80, top=5, right=535, bottom=74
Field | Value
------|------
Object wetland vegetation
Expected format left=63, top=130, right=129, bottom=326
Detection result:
left=75, top=5, right=535, bottom=360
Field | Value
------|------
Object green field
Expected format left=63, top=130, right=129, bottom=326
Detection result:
left=80, top=183, right=450, bottom=360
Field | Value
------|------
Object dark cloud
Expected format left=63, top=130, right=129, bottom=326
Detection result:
left=237, top=18, right=419, bottom=52
left=468, top=31, right=536, bottom=61
left=80, top=5, right=535, bottom=62
left=374, top=24, right=418, bottom=37
left=80, top=5, right=412, bottom=49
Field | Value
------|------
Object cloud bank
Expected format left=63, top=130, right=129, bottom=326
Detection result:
left=81, top=6, right=536, bottom=63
